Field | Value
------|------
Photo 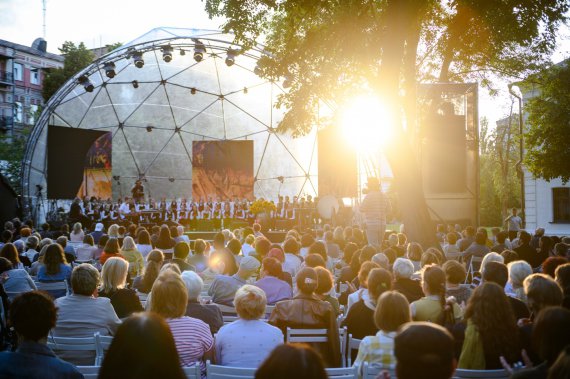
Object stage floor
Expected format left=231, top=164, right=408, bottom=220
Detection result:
left=184, top=231, right=287, bottom=243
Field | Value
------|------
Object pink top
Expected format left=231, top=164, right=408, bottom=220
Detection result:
left=167, top=316, right=213, bottom=373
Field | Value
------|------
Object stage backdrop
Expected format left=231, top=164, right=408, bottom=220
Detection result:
left=318, top=126, right=357, bottom=198
left=47, top=125, right=112, bottom=199
left=192, top=141, right=254, bottom=200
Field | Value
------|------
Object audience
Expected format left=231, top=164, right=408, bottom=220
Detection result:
left=392, top=257, right=424, bottom=303
left=314, top=266, right=340, bottom=316
left=181, top=271, right=223, bottom=334
left=98, top=257, right=143, bottom=318
left=443, top=260, right=471, bottom=306
left=255, top=344, right=328, bottom=379
left=171, top=241, right=194, bottom=272
left=0, top=256, right=36, bottom=294
left=254, top=257, right=292, bottom=305
left=120, top=236, right=144, bottom=278
left=411, top=265, right=462, bottom=322
left=482, top=261, right=530, bottom=320
left=209, top=256, right=260, bottom=306
left=555, top=263, right=570, bottom=309
left=133, top=249, right=164, bottom=293
left=507, top=260, right=533, bottom=303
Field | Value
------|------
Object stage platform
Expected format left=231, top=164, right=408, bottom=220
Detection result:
left=185, top=231, right=287, bottom=243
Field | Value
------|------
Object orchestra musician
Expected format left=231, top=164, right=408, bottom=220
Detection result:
left=131, top=180, right=145, bottom=203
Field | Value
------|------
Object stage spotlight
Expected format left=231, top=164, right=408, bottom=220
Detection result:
left=132, top=52, right=144, bottom=68
left=103, top=62, right=116, bottom=78
left=225, top=49, right=238, bottom=66
left=78, top=75, right=94, bottom=92
left=243, top=87, right=248, bottom=94
left=113, top=175, right=120, bottom=181
left=254, top=64, right=262, bottom=76
left=193, top=39, right=206, bottom=62
left=191, top=87, right=196, bottom=95
left=132, top=80, right=139, bottom=89
left=161, top=45, right=173, bottom=62
left=180, top=49, right=186, bottom=56
left=277, top=176, right=284, bottom=184
left=146, top=126, right=153, bottom=132
left=169, top=177, right=175, bottom=183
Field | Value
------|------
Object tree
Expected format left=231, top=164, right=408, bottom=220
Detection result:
left=105, top=42, right=123, bottom=52
left=204, top=0, right=568, bottom=246
left=43, top=41, right=95, bottom=102
left=525, top=61, right=570, bottom=183
left=0, top=129, right=30, bottom=194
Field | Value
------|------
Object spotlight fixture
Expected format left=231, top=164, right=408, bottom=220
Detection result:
left=78, top=75, right=94, bottom=92
left=277, top=176, right=285, bottom=184
left=161, top=45, right=173, bottom=62
left=112, top=175, right=120, bottom=181
left=253, top=64, right=262, bottom=76
left=193, top=39, right=206, bottom=62
left=103, top=62, right=116, bottom=78
left=146, top=126, right=153, bottom=132
left=190, top=87, right=196, bottom=95
left=132, top=80, right=139, bottom=89
left=180, top=49, right=186, bottom=56
left=225, top=48, right=238, bottom=66
left=168, top=177, right=175, bottom=183
left=243, top=87, right=248, bottom=94
left=132, top=51, right=144, bottom=68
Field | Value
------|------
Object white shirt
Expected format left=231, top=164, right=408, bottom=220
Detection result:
left=283, top=253, right=302, bottom=277
left=347, top=288, right=370, bottom=311
left=118, top=202, right=131, bottom=218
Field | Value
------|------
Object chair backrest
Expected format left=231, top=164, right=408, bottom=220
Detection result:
left=465, top=255, right=484, bottom=283
left=214, top=303, right=238, bottom=315
left=453, top=369, right=511, bottom=379
left=5, top=291, right=25, bottom=301
left=183, top=364, right=201, bottom=379
left=95, top=333, right=114, bottom=365
left=325, top=366, right=358, bottom=378
left=346, top=334, right=362, bottom=367
left=338, top=326, right=348, bottom=368
left=76, top=366, right=100, bottom=379
left=362, top=362, right=395, bottom=379
left=286, top=327, right=329, bottom=344
left=265, top=304, right=275, bottom=315
left=48, top=335, right=98, bottom=365
left=223, top=315, right=240, bottom=324
left=35, top=281, right=68, bottom=298
left=206, top=360, right=256, bottom=379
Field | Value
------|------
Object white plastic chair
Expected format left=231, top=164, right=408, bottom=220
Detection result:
left=286, top=327, right=329, bottom=344
left=183, top=364, right=201, bottom=379
left=464, top=256, right=484, bottom=283
left=206, top=360, right=256, bottom=379
left=361, top=362, right=395, bottom=379
left=346, top=334, right=362, bottom=367
left=325, top=366, right=358, bottom=378
left=47, top=335, right=98, bottom=365
left=76, top=366, right=99, bottom=379
left=453, top=369, right=511, bottom=378
left=35, top=281, right=68, bottom=298
left=95, top=332, right=114, bottom=366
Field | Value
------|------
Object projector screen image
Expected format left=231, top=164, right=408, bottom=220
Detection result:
left=192, top=141, right=254, bottom=200
left=47, top=126, right=112, bottom=199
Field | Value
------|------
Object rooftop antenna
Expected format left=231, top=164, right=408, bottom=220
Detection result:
left=42, top=0, right=47, bottom=39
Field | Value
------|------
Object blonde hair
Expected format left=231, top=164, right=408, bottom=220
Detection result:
left=234, top=285, right=267, bottom=320
left=100, top=257, right=128, bottom=292
left=122, top=236, right=136, bottom=251
left=508, top=260, right=533, bottom=302
left=245, top=235, right=255, bottom=245
left=108, top=224, right=119, bottom=238
left=160, top=263, right=182, bottom=275
left=149, top=271, right=188, bottom=318
left=481, top=252, right=504, bottom=271
left=72, top=222, right=82, bottom=234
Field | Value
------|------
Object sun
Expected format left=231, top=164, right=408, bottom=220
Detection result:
left=340, top=95, right=394, bottom=152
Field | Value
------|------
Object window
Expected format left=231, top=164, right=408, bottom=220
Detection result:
left=13, top=63, right=23, bottom=81
left=14, top=102, right=23, bottom=123
left=553, top=188, right=570, bottom=223
left=28, top=104, right=39, bottom=125
left=31, top=69, right=40, bottom=85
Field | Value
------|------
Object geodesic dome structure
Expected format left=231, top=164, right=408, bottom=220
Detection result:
left=22, top=27, right=318, bottom=214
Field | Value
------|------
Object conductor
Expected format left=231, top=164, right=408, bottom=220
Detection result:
left=131, top=180, right=145, bottom=203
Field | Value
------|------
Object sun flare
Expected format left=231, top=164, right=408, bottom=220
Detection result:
left=340, top=96, right=394, bottom=151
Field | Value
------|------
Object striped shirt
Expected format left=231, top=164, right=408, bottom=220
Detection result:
left=359, top=191, right=387, bottom=226
left=354, top=330, right=397, bottom=371
left=167, top=316, right=214, bottom=373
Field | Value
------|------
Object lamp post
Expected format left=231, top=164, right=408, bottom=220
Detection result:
left=508, top=84, right=525, bottom=228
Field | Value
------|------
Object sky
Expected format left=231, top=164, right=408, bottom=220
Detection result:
left=0, top=0, right=568, bottom=128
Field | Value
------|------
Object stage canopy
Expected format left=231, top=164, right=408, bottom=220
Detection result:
left=22, top=27, right=318, bottom=210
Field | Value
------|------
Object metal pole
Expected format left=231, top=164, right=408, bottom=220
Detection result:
left=508, top=84, right=525, bottom=228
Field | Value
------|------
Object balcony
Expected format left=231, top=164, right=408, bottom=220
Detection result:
left=0, top=71, right=14, bottom=85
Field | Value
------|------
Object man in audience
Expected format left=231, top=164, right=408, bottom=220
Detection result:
left=0, top=291, right=83, bottom=379
left=457, top=226, right=476, bottom=252
left=250, top=236, right=271, bottom=263
left=282, top=238, right=302, bottom=277
left=491, top=231, right=510, bottom=254
left=482, top=261, right=530, bottom=320
left=171, top=241, right=194, bottom=272
left=461, top=231, right=491, bottom=267
left=53, top=263, right=121, bottom=365
left=208, top=256, right=260, bottom=306
left=515, top=231, right=542, bottom=269
left=56, top=236, right=76, bottom=264
left=89, top=222, right=106, bottom=244
left=254, top=257, right=293, bottom=304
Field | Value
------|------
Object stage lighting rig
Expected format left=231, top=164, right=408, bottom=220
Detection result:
left=193, top=39, right=206, bottom=62
left=191, top=87, right=196, bottom=95
left=103, top=62, right=116, bottom=78
left=146, top=126, right=153, bottom=132
left=131, top=51, right=144, bottom=68
left=180, top=49, right=186, bottom=56
left=225, top=48, right=238, bottom=66
left=78, top=75, right=94, bottom=92
left=162, top=45, right=173, bottom=62
left=169, top=177, right=175, bottom=183
left=254, top=64, right=262, bottom=76
left=132, top=80, right=139, bottom=89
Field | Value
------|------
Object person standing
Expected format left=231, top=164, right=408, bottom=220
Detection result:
left=359, top=177, right=389, bottom=248
left=504, top=208, right=523, bottom=243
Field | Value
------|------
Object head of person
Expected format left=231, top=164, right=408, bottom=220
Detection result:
left=194, top=239, right=206, bottom=255
left=173, top=241, right=190, bottom=260
left=137, top=229, right=151, bottom=245
left=359, top=245, right=377, bottom=265
left=255, top=343, right=327, bottom=379
left=234, top=284, right=267, bottom=320
left=555, top=243, right=570, bottom=258
left=283, top=238, right=300, bottom=255
left=26, top=236, right=39, bottom=251
left=301, top=233, right=315, bottom=248
left=1, top=230, right=12, bottom=244
left=100, top=257, right=129, bottom=293
left=508, top=260, right=533, bottom=289
left=122, top=236, right=136, bottom=251
left=314, top=267, right=334, bottom=296
left=244, top=234, right=255, bottom=246
left=501, top=249, right=519, bottom=264
left=43, top=243, right=67, bottom=275
left=308, top=241, right=327, bottom=262
left=107, top=224, right=119, bottom=238
left=252, top=223, right=262, bottom=233
left=421, top=265, right=446, bottom=301
left=176, top=225, right=185, bottom=239
left=358, top=261, right=380, bottom=289
left=532, top=307, right=570, bottom=366
left=98, top=235, right=109, bottom=249
left=383, top=247, right=397, bottom=265
left=72, top=222, right=82, bottom=234
left=524, top=273, right=563, bottom=315
left=407, top=242, right=423, bottom=261
left=395, top=322, right=456, bottom=379
left=267, top=247, right=285, bottom=263
left=555, top=263, right=570, bottom=292
left=367, top=268, right=393, bottom=303
left=480, top=253, right=503, bottom=273
left=104, top=238, right=120, bottom=254
left=255, top=237, right=271, bottom=258
left=8, top=291, right=57, bottom=342
left=180, top=271, right=203, bottom=302
left=238, top=256, right=261, bottom=278
left=94, top=222, right=104, bottom=233
left=496, top=231, right=508, bottom=244
left=393, top=258, right=414, bottom=280
left=464, top=226, right=475, bottom=237
left=142, top=249, right=165, bottom=289
left=442, top=260, right=467, bottom=285
left=226, top=239, right=242, bottom=256
left=420, top=251, right=440, bottom=268
left=160, top=263, right=182, bottom=275
left=371, top=253, right=390, bottom=270
left=542, top=257, right=569, bottom=278
left=150, top=270, right=187, bottom=318
left=305, top=253, right=326, bottom=268
left=98, top=312, right=186, bottom=379
left=0, top=243, right=20, bottom=267
left=296, top=267, right=318, bottom=295
left=0, top=257, right=13, bottom=274
left=71, top=263, right=100, bottom=296
left=213, top=232, right=225, bottom=250
left=375, top=291, right=411, bottom=332
left=261, top=257, right=283, bottom=278
left=82, top=234, right=94, bottom=246
left=446, top=232, right=458, bottom=245
left=481, top=261, right=509, bottom=287
left=519, top=231, right=532, bottom=245
left=475, top=231, right=487, bottom=245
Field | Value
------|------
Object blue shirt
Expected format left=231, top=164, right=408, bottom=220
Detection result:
left=0, top=340, right=83, bottom=379
left=254, top=276, right=293, bottom=304
left=37, top=264, right=72, bottom=283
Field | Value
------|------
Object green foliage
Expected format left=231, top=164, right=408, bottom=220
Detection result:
left=42, top=41, right=95, bottom=102
left=105, top=42, right=123, bottom=52
left=525, top=62, right=570, bottom=183
left=0, top=129, right=30, bottom=194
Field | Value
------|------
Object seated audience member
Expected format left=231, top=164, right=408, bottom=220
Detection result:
left=501, top=249, right=519, bottom=265
left=339, top=247, right=361, bottom=285
left=153, top=225, right=176, bottom=258
left=69, top=222, right=84, bottom=243
left=98, top=312, right=186, bottom=379
left=407, top=242, right=423, bottom=272
left=120, top=236, right=144, bottom=278
left=394, top=322, right=456, bottom=379
left=308, top=241, right=334, bottom=272
left=354, top=291, right=411, bottom=370
left=209, top=256, right=260, bottom=306
left=387, top=233, right=405, bottom=258
left=188, top=239, right=208, bottom=273
left=93, top=235, right=108, bottom=262
left=554, top=242, right=569, bottom=258
left=75, top=235, right=97, bottom=262
left=0, top=257, right=37, bottom=294
left=0, top=291, right=83, bottom=379
left=510, top=307, right=570, bottom=379
left=255, top=344, right=328, bottom=379
left=254, top=257, right=292, bottom=304
left=458, top=226, right=476, bottom=252
left=343, top=268, right=393, bottom=340
left=443, top=232, right=461, bottom=261
left=443, top=260, right=471, bottom=306
left=176, top=225, right=190, bottom=243
left=483, top=261, right=530, bottom=320
left=481, top=252, right=505, bottom=271
left=89, top=222, right=106, bottom=245
left=458, top=282, right=521, bottom=369
left=269, top=267, right=341, bottom=367
left=55, top=236, right=76, bottom=264
left=347, top=261, right=380, bottom=310
left=181, top=271, right=223, bottom=334
left=241, top=234, right=255, bottom=257
left=411, top=265, right=462, bottom=323
left=23, top=236, right=40, bottom=262
left=149, top=270, right=214, bottom=372
left=393, top=257, right=424, bottom=303
left=555, top=263, right=570, bottom=309
left=492, top=231, right=510, bottom=254
left=267, top=247, right=293, bottom=286
left=13, top=240, right=31, bottom=267
left=372, top=253, right=390, bottom=271
left=305, top=253, right=327, bottom=268
left=314, top=266, right=340, bottom=316
left=461, top=231, right=491, bottom=267
left=299, top=234, right=314, bottom=258
left=98, top=257, right=143, bottom=318
left=0, top=243, right=24, bottom=269
left=250, top=236, right=271, bottom=263
left=171, top=241, right=194, bottom=272
left=37, top=244, right=72, bottom=298
left=515, top=231, right=543, bottom=269
left=542, top=256, right=568, bottom=278
left=216, top=285, right=283, bottom=367
left=227, top=238, right=243, bottom=266
left=53, top=264, right=121, bottom=365
left=99, top=237, right=122, bottom=265
left=283, top=238, right=302, bottom=277
left=324, top=231, right=342, bottom=259
left=133, top=249, right=164, bottom=294
left=507, top=260, right=533, bottom=303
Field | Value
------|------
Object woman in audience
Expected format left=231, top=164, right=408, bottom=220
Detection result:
left=98, top=312, right=186, bottom=379
left=304, top=254, right=326, bottom=268
left=120, top=236, right=144, bottom=278
left=0, top=243, right=24, bottom=269
left=542, top=256, right=568, bottom=278
left=255, top=344, right=328, bottom=379
left=254, top=257, right=293, bottom=305
left=392, top=258, right=424, bottom=303
left=443, top=260, right=471, bottom=305
left=188, top=239, right=208, bottom=273
left=444, top=232, right=460, bottom=261
left=299, top=234, right=315, bottom=258
left=153, top=225, right=176, bottom=259
left=0, top=256, right=36, bottom=294
left=216, top=285, right=283, bottom=367
left=37, top=243, right=72, bottom=284
left=354, top=291, right=411, bottom=370
left=339, top=248, right=361, bottom=286
left=98, top=257, right=143, bottom=318
left=181, top=271, right=223, bottom=334
left=343, top=268, right=393, bottom=340
left=100, top=238, right=122, bottom=265
left=107, top=224, right=120, bottom=239
left=308, top=241, right=334, bottom=271
left=314, top=267, right=340, bottom=316
left=458, top=282, right=520, bottom=369
left=501, top=250, right=519, bottom=265
left=75, top=235, right=97, bottom=262
left=133, top=249, right=164, bottom=294
left=347, top=261, right=380, bottom=310
left=136, top=230, right=153, bottom=260
left=69, top=222, right=84, bottom=243
left=149, top=270, right=214, bottom=373
left=507, top=260, right=533, bottom=303
left=407, top=242, right=423, bottom=272
left=555, top=263, right=570, bottom=309
left=269, top=267, right=341, bottom=367
left=411, top=264, right=462, bottom=323
left=267, top=248, right=293, bottom=286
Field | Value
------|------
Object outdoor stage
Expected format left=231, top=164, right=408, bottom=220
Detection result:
left=184, top=231, right=287, bottom=243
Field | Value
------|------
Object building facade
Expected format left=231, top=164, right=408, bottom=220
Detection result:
left=0, top=38, right=63, bottom=136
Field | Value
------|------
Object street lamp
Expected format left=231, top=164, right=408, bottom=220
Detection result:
left=508, top=83, right=525, bottom=228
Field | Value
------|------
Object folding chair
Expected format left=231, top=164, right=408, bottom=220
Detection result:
left=346, top=334, right=362, bottom=367
left=223, top=315, right=240, bottom=324
left=35, top=281, right=68, bottom=299
left=286, top=327, right=329, bottom=344
left=325, top=366, right=358, bottom=378
left=361, top=362, right=395, bottom=379
left=453, top=369, right=511, bottom=379
left=214, top=304, right=238, bottom=315
left=183, top=364, right=201, bottom=379
left=95, top=332, right=114, bottom=366
left=206, top=360, right=256, bottom=379
left=338, top=326, right=348, bottom=367
left=76, top=366, right=100, bottom=379
left=47, top=335, right=98, bottom=365
left=464, top=256, right=484, bottom=284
